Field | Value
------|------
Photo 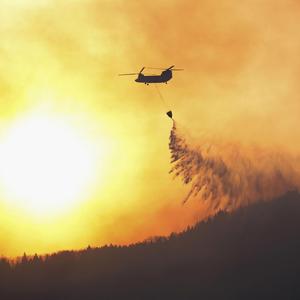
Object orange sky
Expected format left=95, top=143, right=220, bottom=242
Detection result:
left=1, top=0, right=300, bottom=257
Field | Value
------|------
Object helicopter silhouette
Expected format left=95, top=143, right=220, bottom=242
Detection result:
left=119, top=65, right=183, bottom=85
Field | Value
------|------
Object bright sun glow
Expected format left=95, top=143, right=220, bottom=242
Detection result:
left=0, top=114, right=98, bottom=217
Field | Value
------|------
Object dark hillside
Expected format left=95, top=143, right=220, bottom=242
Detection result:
left=1, top=191, right=300, bottom=299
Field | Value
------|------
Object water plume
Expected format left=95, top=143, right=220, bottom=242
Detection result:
left=169, top=121, right=300, bottom=211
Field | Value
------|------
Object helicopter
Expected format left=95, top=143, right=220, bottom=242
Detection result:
left=119, top=65, right=183, bottom=85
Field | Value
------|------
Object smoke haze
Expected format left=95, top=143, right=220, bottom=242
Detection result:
left=1, top=0, right=300, bottom=256
left=170, top=121, right=300, bottom=211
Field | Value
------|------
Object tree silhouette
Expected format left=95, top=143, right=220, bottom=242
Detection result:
left=0, top=191, right=300, bottom=299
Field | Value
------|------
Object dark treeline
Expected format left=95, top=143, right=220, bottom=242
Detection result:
left=1, top=191, right=300, bottom=299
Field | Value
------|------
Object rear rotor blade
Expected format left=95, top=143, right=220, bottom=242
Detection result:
left=146, top=65, right=182, bottom=71
left=167, top=65, right=175, bottom=70
left=118, top=73, right=139, bottom=76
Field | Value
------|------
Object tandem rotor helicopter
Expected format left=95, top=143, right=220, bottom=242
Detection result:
left=119, top=65, right=183, bottom=85
left=119, top=65, right=183, bottom=119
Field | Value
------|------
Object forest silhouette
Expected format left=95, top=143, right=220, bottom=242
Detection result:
left=1, top=191, right=300, bottom=299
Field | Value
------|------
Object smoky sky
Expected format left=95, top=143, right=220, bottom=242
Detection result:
left=1, top=0, right=300, bottom=256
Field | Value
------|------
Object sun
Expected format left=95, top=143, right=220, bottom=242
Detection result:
left=0, top=114, right=98, bottom=217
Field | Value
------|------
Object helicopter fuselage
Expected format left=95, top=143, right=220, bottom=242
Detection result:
left=135, top=69, right=172, bottom=84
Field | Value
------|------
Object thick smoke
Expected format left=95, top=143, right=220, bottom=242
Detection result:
left=169, top=121, right=300, bottom=211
